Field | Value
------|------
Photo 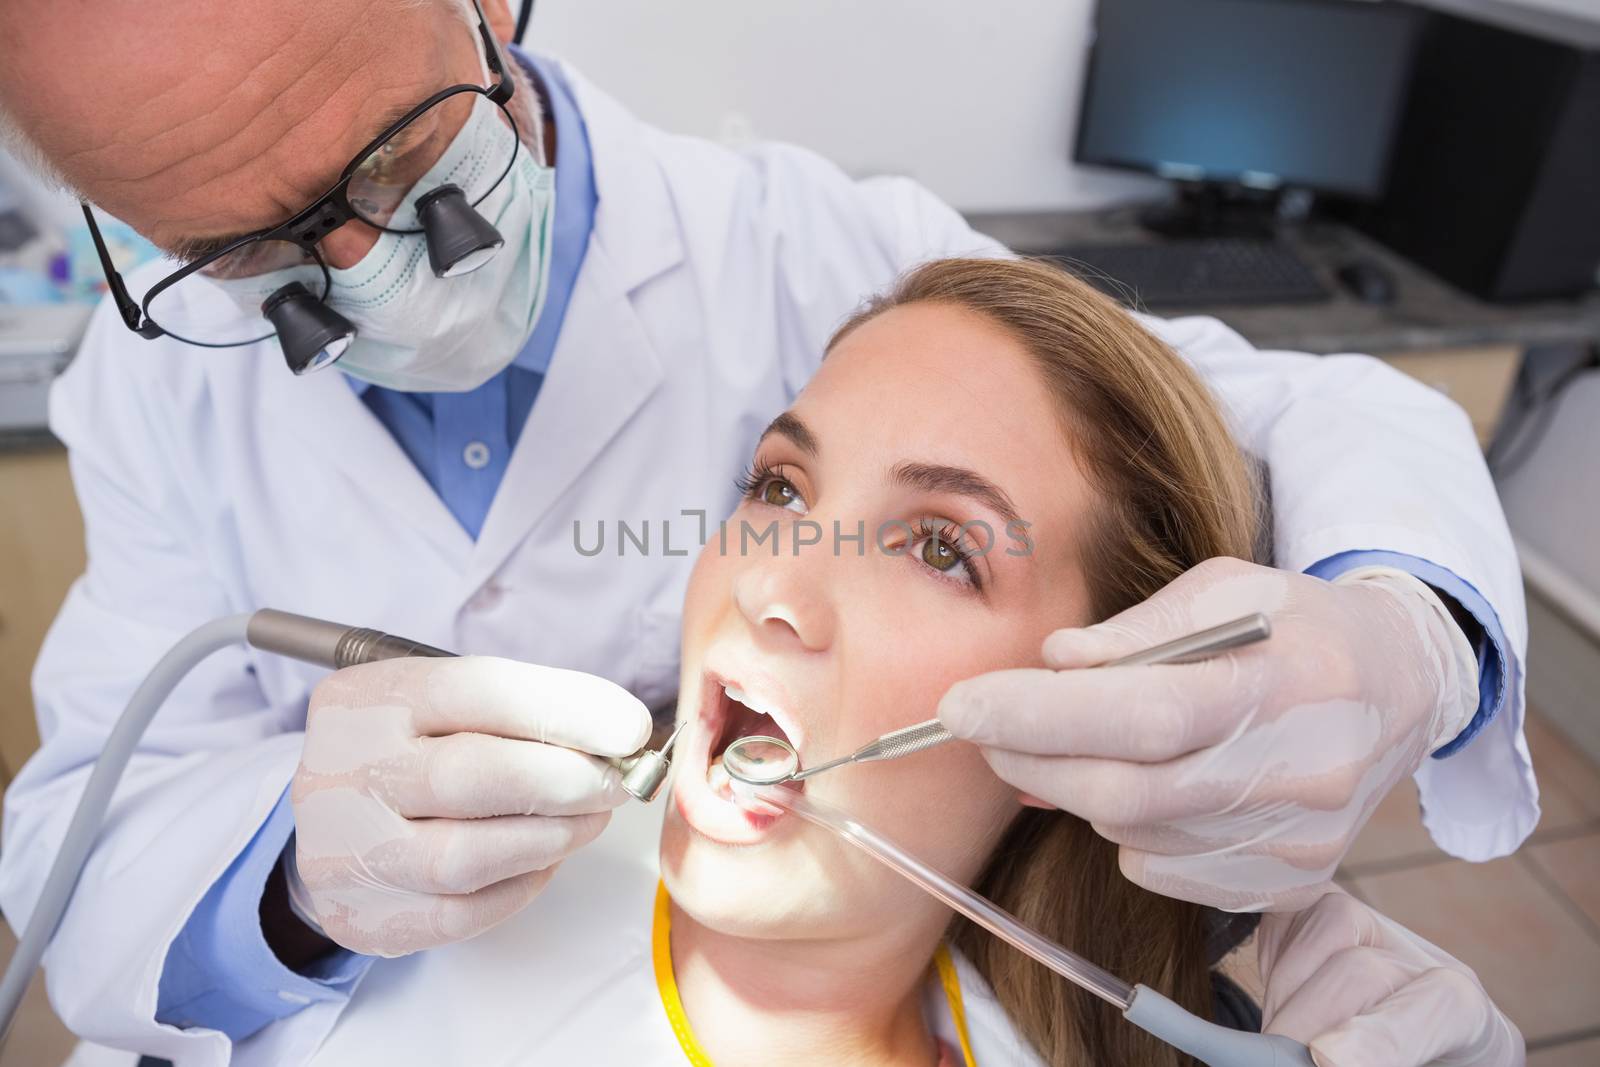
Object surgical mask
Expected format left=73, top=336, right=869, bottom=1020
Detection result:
left=210, top=92, right=555, bottom=392
left=327, top=94, right=556, bottom=392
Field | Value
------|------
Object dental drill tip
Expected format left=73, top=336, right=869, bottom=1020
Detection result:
left=658, top=719, right=686, bottom=757
left=616, top=722, right=686, bottom=804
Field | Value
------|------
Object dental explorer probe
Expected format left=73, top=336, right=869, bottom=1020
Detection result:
left=724, top=612, right=1272, bottom=788
left=0, top=608, right=680, bottom=1049
left=739, top=782, right=1314, bottom=1067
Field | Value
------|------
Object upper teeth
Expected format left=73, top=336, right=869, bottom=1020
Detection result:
left=724, top=684, right=778, bottom=718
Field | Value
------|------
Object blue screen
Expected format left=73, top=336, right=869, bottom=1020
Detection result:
left=1075, top=0, right=1420, bottom=196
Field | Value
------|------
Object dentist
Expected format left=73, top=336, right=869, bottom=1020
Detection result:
left=0, top=0, right=1527, bottom=1064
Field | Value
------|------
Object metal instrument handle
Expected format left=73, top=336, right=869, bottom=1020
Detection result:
left=858, top=719, right=956, bottom=762
left=1107, top=612, right=1272, bottom=668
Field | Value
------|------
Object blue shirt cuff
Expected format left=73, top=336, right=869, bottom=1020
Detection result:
left=1304, top=549, right=1507, bottom=759
left=157, top=786, right=373, bottom=1039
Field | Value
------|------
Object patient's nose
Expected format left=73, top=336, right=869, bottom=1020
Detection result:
left=733, top=559, right=835, bottom=653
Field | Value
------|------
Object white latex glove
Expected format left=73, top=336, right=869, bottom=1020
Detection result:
left=938, top=557, right=1479, bottom=911
left=289, top=655, right=652, bottom=956
left=1258, top=888, right=1523, bottom=1066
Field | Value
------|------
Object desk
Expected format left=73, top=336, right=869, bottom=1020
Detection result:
left=965, top=208, right=1600, bottom=445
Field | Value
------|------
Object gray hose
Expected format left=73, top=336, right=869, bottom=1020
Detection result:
left=1125, top=985, right=1316, bottom=1066
left=0, top=613, right=253, bottom=1044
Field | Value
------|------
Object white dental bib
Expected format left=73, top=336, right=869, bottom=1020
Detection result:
left=291, top=800, right=1045, bottom=1066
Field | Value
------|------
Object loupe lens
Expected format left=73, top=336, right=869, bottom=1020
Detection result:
left=722, top=736, right=799, bottom=785
left=262, top=282, right=356, bottom=375
left=415, top=183, right=503, bottom=278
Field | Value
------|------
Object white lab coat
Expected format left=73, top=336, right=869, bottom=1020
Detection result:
left=0, top=58, right=1530, bottom=1066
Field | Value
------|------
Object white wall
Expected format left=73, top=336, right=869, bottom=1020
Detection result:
left=1498, top=374, right=1600, bottom=599
left=529, top=0, right=1163, bottom=213
left=1497, top=368, right=1600, bottom=760
left=530, top=0, right=1598, bottom=212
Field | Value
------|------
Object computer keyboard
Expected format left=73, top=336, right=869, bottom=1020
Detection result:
left=1047, top=239, right=1329, bottom=308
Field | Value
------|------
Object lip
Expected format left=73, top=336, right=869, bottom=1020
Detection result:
left=670, top=662, right=807, bottom=846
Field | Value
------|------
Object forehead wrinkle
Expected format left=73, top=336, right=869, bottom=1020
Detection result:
left=77, top=0, right=443, bottom=239
left=219, top=17, right=461, bottom=225
left=159, top=25, right=379, bottom=193
left=79, top=12, right=309, bottom=190
left=144, top=75, right=422, bottom=251
left=150, top=53, right=435, bottom=243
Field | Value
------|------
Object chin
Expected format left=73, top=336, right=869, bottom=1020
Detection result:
left=658, top=808, right=850, bottom=939
left=659, top=795, right=949, bottom=946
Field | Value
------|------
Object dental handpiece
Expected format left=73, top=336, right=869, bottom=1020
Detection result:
left=724, top=612, right=1273, bottom=788
left=246, top=609, right=680, bottom=802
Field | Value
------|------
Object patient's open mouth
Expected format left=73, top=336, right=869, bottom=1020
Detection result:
left=706, top=682, right=800, bottom=813
left=672, top=668, right=805, bottom=844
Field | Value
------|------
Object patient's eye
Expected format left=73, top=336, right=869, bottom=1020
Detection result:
left=909, top=518, right=980, bottom=590
left=921, top=536, right=962, bottom=572
left=761, top=479, right=800, bottom=508
left=735, top=461, right=808, bottom=514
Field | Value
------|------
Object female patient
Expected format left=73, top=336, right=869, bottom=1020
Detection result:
left=310, top=258, right=1376, bottom=1064
left=659, top=256, right=1258, bottom=1066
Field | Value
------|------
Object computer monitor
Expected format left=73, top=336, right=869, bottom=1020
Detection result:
left=1074, top=0, right=1422, bottom=200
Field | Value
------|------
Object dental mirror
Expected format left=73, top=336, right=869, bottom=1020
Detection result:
left=723, top=735, right=800, bottom=785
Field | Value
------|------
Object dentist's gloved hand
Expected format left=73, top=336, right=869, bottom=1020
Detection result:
left=1258, top=888, right=1523, bottom=1066
left=289, top=655, right=651, bottom=957
left=938, top=557, right=1479, bottom=911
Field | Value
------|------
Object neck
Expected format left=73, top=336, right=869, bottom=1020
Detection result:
left=668, top=900, right=944, bottom=1067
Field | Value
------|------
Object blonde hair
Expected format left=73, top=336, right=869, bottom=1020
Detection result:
left=830, top=257, right=1262, bottom=1066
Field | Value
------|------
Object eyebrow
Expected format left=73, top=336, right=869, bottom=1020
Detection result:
left=756, top=412, right=1021, bottom=526
left=889, top=461, right=1022, bottom=527
left=166, top=99, right=425, bottom=262
left=167, top=231, right=255, bottom=264
left=757, top=411, right=820, bottom=456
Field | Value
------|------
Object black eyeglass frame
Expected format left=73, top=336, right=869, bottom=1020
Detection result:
left=81, top=0, right=519, bottom=347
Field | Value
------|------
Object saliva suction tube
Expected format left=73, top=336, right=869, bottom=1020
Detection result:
left=725, top=779, right=1314, bottom=1067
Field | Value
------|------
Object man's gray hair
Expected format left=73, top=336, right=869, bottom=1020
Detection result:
left=0, top=99, right=75, bottom=194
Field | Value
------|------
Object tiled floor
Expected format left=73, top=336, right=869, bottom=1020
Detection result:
left=1, top=710, right=1597, bottom=1065
left=1338, top=708, right=1600, bottom=1062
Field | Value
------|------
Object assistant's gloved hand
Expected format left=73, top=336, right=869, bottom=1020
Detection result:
left=938, top=557, right=1479, bottom=911
left=288, top=655, right=651, bottom=956
left=1258, top=888, right=1523, bottom=1066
